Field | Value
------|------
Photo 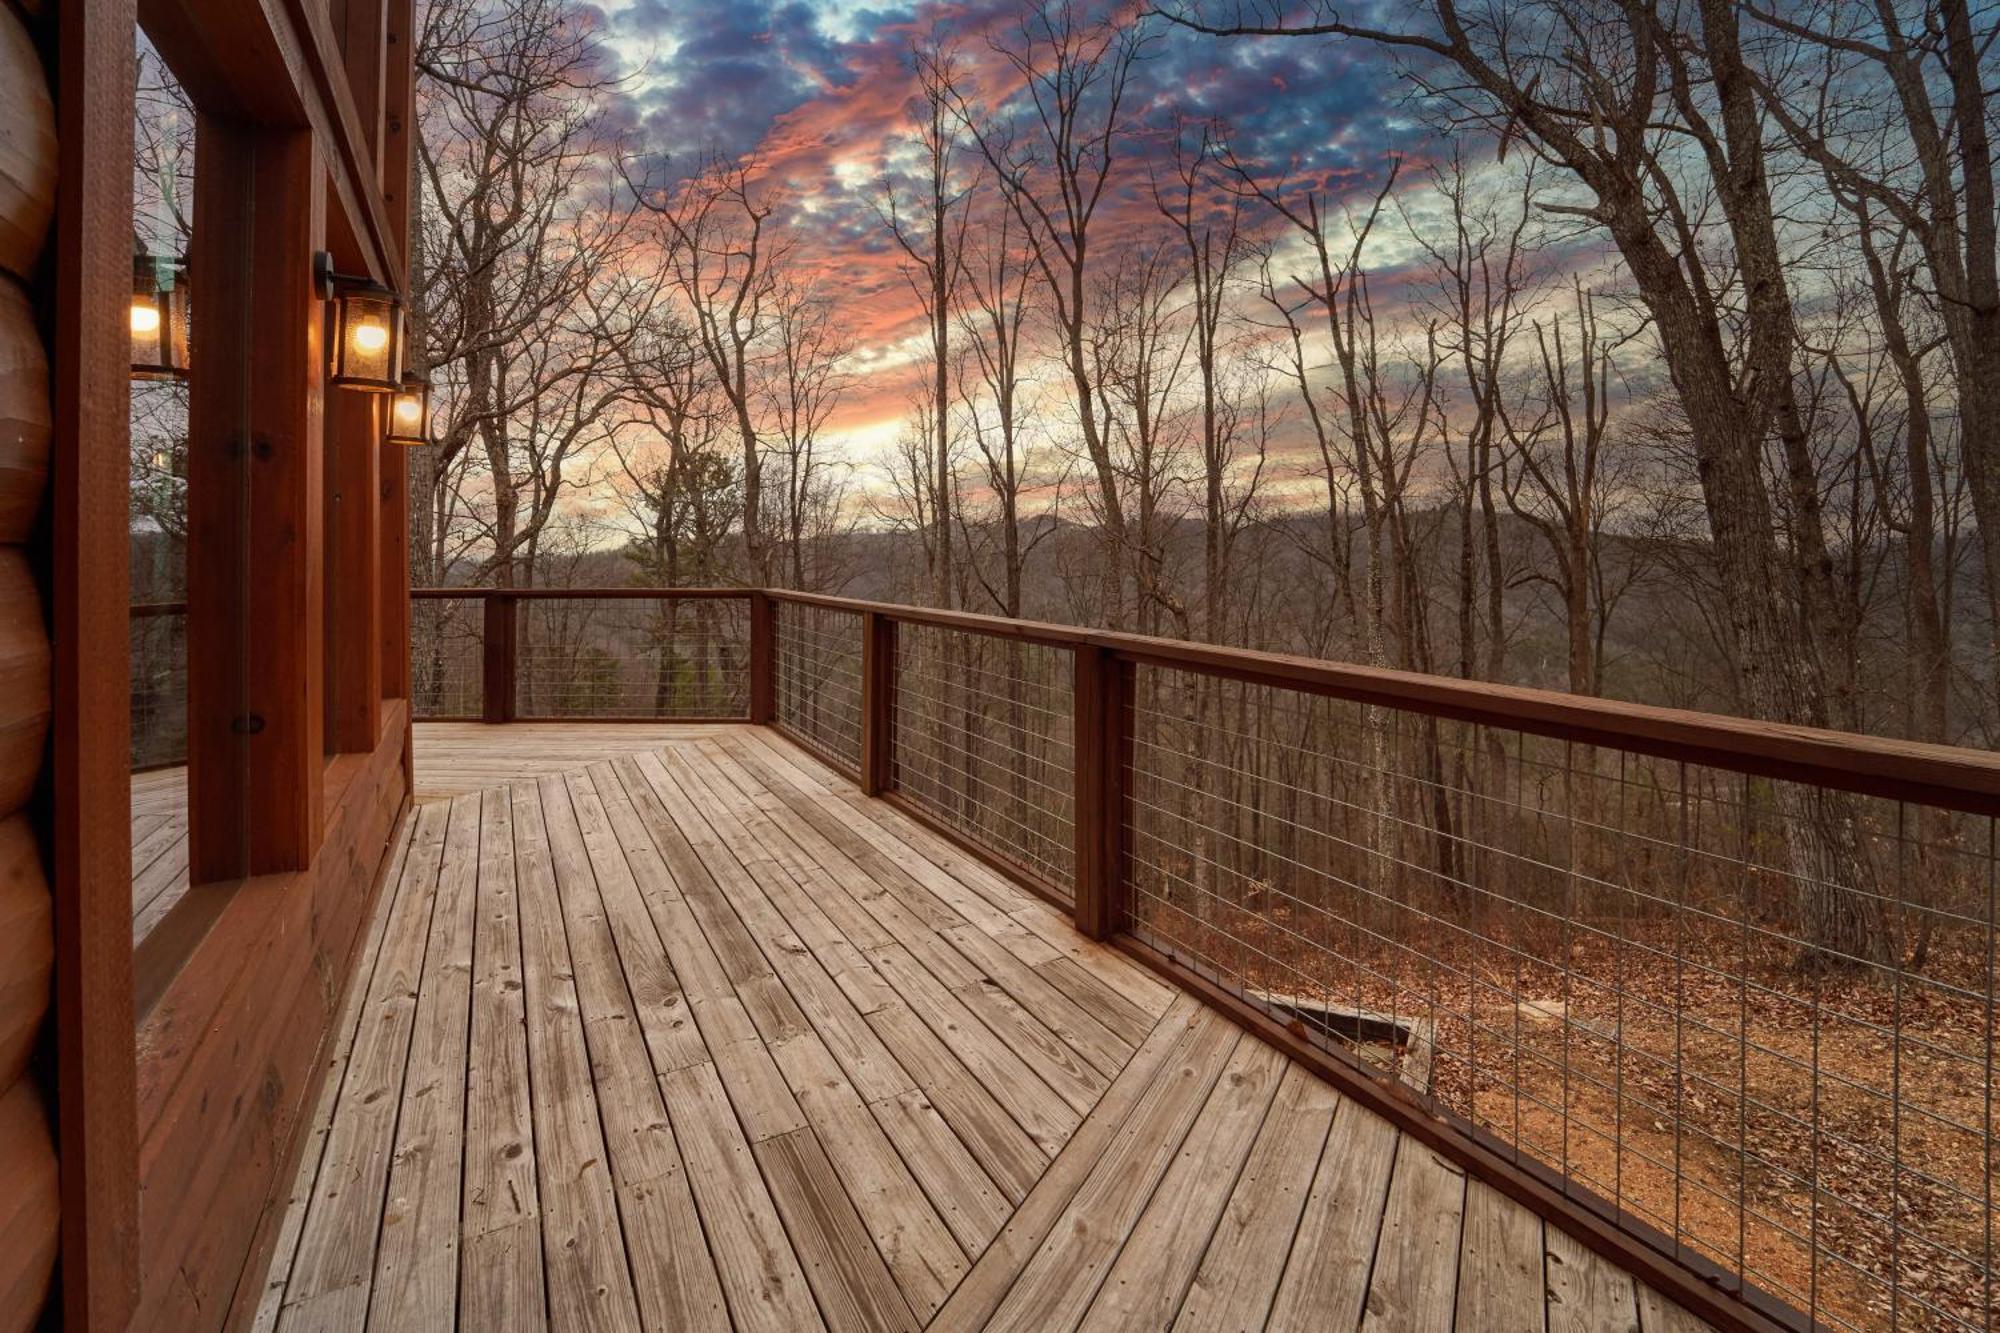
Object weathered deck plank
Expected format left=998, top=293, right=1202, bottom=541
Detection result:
left=1172, top=1064, right=1342, bottom=1333
left=368, top=792, right=482, bottom=1331
left=250, top=723, right=1721, bottom=1333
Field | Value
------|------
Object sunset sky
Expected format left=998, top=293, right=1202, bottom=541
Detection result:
left=590, top=0, right=1444, bottom=474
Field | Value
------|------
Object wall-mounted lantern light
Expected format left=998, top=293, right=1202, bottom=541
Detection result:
left=315, top=251, right=404, bottom=391
left=131, top=250, right=190, bottom=381
left=386, top=373, right=431, bottom=445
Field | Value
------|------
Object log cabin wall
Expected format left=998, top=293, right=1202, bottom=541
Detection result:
left=12, top=0, right=417, bottom=1324
left=0, top=0, right=60, bottom=1325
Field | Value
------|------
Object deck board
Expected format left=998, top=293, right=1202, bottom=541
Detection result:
left=254, top=723, right=1722, bottom=1332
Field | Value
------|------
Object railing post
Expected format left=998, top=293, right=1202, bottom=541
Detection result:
left=482, top=592, right=517, bottom=724
left=860, top=610, right=896, bottom=796
left=1073, top=644, right=1127, bottom=941
left=749, top=590, right=775, bottom=725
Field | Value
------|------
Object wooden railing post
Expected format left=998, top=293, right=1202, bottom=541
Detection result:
left=1073, top=644, right=1127, bottom=940
left=482, top=592, right=517, bottom=724
left=749, top=590, right=775, bottom=725
left=860, top=610, right=897, bottom=796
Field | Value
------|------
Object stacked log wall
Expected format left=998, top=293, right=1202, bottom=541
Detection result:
left=0, top=0, right=62, bottom=1325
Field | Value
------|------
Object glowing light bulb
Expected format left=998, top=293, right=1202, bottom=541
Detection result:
left=131, top=302, right=161, bottom=335
left=352, top=320, right=390, bottom=353
left=393, top=394, right=423, bottom=425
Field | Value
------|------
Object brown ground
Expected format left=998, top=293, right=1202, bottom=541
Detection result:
left=1138, top=901, right=1998, bottom=1332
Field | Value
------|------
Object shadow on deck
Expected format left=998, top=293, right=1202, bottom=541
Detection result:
left=248, top=723, right=1714, bottom=1332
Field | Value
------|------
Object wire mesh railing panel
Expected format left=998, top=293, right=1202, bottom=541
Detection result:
left=130, top=605, right=186, bottom=769
left=773, top=600, right=862, bottom=773
left=516, top=596, right=749, bottom=720
left=891, top=624, right=1075, bottom=902
left=1122, top=662, right=1999, bottom=1333
left=411, top=595, right=484, bottom=720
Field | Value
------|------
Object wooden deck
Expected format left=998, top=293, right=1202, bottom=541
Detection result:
left=128, top=725, right=727, bottom=944
left=247, top=724, right=1713, bottom=1332
left=131, top=767, right=190, bottom=944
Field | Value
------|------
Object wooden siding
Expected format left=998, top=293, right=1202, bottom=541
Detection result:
left=129, top=701, right=408, bottom=1331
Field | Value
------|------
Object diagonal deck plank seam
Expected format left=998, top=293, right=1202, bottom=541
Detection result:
left=252, top=724, right=1722, bottom=1333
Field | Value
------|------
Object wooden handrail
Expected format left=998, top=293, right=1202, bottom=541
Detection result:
left=403, top=585, right=2000, bottom=815
left=410, top=587, right=749, bottom=601
left=765, top=587, right=2000, bottom=818
left=409, top=587, right=759, bottom=724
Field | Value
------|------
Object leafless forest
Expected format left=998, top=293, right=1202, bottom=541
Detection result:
left=129, top=2, right=1999, bottom=1326
left=389, top=0, right=1998, bottom=747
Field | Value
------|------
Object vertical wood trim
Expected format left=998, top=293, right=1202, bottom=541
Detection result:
left=48, top=0, right=140, bottom=1325
left=377, top=0, right=413, bottom=260
left=334, top=0, right=386, bottom=161
left=187, top=122, right=327, bottom=882
left=748, top=590, right=774, bottom=725
left=859, top=610, right=895, bottom=797
left=481, top=593, right=515, bottom=724
left=377, top=440, right=410, bottom=700
left=326, top=392, right=380, bottom=751
left=1073, top=645, right=1127, bottom=941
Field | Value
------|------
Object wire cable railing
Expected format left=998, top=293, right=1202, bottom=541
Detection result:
left=411, top=583, right=2000, bottom=1333
left=759, top=589, right=2000, bottom=1333
left=410, top=589, right=753, bottom=724
left=130, top=601, right=187, bottom=770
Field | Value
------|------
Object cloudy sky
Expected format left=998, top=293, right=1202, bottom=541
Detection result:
left=589, top=0, right=1451, bottom=468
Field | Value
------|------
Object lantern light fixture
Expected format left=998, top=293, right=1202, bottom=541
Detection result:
left=131, top=250, right=191, bottom=381
left=386, top=373, right=432, bottom=446
left=315, top=251, right=405, bottom=392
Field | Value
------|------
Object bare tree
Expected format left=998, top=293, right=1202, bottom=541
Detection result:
left=1503, top=278, right=1644, bottom=697
left=761, top=280, right=856, bottom=591
left=1404, top=147, right=1540, bottom=683
left=958, top=0, right=1152, bottom=628
left=1817, top=193, right=1955, bottom=743
left=1091, top=240, right=1195, bottom=638
left=638, top=153, right=790, bottom=586
left=415, top=0, right=645, bottom=586
left=1237, top=158, right=1414, bottom=671
left=611, top=315, right=741, bottom=589
left=877, top=41, right=974, bottom=608
left=1164, top=0, right=1891, bottom=962
left=1743, top=0, right=1999, bottom=716
left=1153, top=117, right=1261, bottom=647
left=956, top=201, right=1048, bottom=619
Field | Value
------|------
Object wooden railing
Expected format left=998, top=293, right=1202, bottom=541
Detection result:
left=414, top=586, right=2000, bottom=1333
left=410, top=587, right=757, bottom=724
left=129, top=601, right=188, bottom=770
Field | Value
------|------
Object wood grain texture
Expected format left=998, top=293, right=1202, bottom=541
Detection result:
left=136, top=705, right=408, bottom=1333
left=1173, top=1064, right=1342, bottom=1333
left=49, top=3, right=140, bottom=1325
left=0, top=814, right=51, bottom=1090
left=243, top=727, right=1721, bottom=1333
left=1264, top=1094, right=1402, bottom=1330
left=0, top=1079, right=58, bottom=1331
left=326, top=390, right=382, bottom=754
left=185, top=119, right=326, bottom=881
left=1077, top=1038, right=1286, bottom=1330
left=1547, top=1223, right=1641, bottom=1333
left=0, top=277, right=49, bottom=543
left=0, top=5, right=54, bottom=280
left=376, top=443, right=411, bottom=701
left=0, top=549, right=48, bottom=817
left=1360, top=1139, right=1468, bottom=1332
left=1456, top=1178, right=1548, bottom=1333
